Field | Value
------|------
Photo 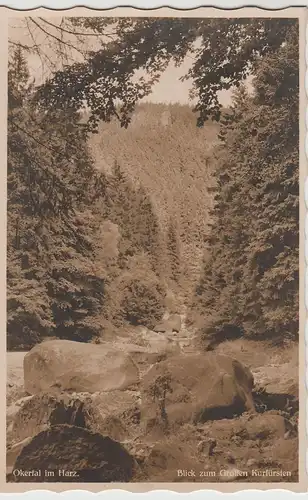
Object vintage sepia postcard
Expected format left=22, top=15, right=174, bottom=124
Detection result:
left=0, top=4, right=306, bottom=493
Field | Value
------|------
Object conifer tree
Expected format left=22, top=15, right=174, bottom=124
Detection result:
left=166, top=218, right=182, bottom=284
left=8, top=46, right=30, bottom=109
left=134, top=185, right=162, bottom=274
left=7, top=50, right=107, bottom=349
left=194, top=24, right=299, bottom=343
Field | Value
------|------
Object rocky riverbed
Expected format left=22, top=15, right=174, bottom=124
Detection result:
left=6, top=314, right=299, bottom=483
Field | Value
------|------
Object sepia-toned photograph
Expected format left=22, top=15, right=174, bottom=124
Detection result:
left=5, top=9, right=302, bottom=487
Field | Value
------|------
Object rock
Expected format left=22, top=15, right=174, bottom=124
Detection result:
left=142, top=441, right=197, bottom=482
left=84, top=390, right=141, bottom=442
left=8, top=393, right=61, bottom=446
left=141, top=353, right=255, bottom=433
left=100, top=339, right=166, bottom=365
left=7, top=351, right=27, bottom=406
left=271, top=437, right=298, bottom=462
left=7, top=395, right=33, bottom=421
left=246, top=413, right=286, bottom=440
left=197, top=438, right=216, bottom=456
left=10, top=424, right=135, bottom=482
left=7, top=437, right=32, bottom=470
left=201, top=416, right=252, bottom=444
left=153, top=314, right=182, bottom=333
left=167, top=314, right=182, bottom=332
left=24, top=339, right=139, bottom=395
left=254, top=438, right=298, bottom=481
left=225, top=451, right=236, bottom=464
left=7, top=390, right=140, bottom=446
left=246, top=458, right=257, bottom=467
left=252, top=359, right=298, bottom=398
left=98, top=337, right=178, bottom=378
left=200, top=412, right=286, bottom=443
left=153, top=322, right=168, bottom=333
left=145, top=335, right=176, bottom=355
left=265, top=409, right=281, bottom=416
left=7, top=395, right=34, bottom=438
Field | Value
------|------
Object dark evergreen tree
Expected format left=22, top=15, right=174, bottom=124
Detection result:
left=194, top=24, right=299, bottom=344
left=166, top=218, right=181, bottom=284
left=133, top=185, right=163, bottom=274
left=7, top=49, right=107, bottom=349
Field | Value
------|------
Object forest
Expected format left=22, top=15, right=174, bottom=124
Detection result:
left=7, top=17, right=299, bottom=351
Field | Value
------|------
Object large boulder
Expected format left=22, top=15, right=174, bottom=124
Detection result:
left=97, top=333, right=180, bottom=378
left=245, top=413, right=286, bottom=440
left=24, top=340, right=139, bottom=395
left=99, top=338, right=171, bottom=365
left=7, top=437, right=32, bottom=474
left=153, top=314, right=182, bottom=334
left=201, top=413, right=286, bottom=442
left=141, top=441, right=196, bottom=482
left=7, top=352, right=27, bottom=406
left=252, top=362, right=298, bottom=398
left=7, top=395, right=34, bottom=439
left=7, top=390, right=140, bottom=448
left=10, top=424, right=135, bottom=482
left=83, top=390, right=141, bottom=442
left=141, top=353, right=255, bottom=434
left=7, top=395, right=33, bottom=421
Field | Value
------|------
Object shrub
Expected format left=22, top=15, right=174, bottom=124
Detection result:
left=120, top=277, right=165, bottom=329
left=114, top=255, right=166, bottom=329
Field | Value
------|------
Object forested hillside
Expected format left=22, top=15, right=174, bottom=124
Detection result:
left=7, top=17, right=299, bottom=352
left=88, top=103, right=220, bottom=289
left=7, top=49, right=218, bottom=350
